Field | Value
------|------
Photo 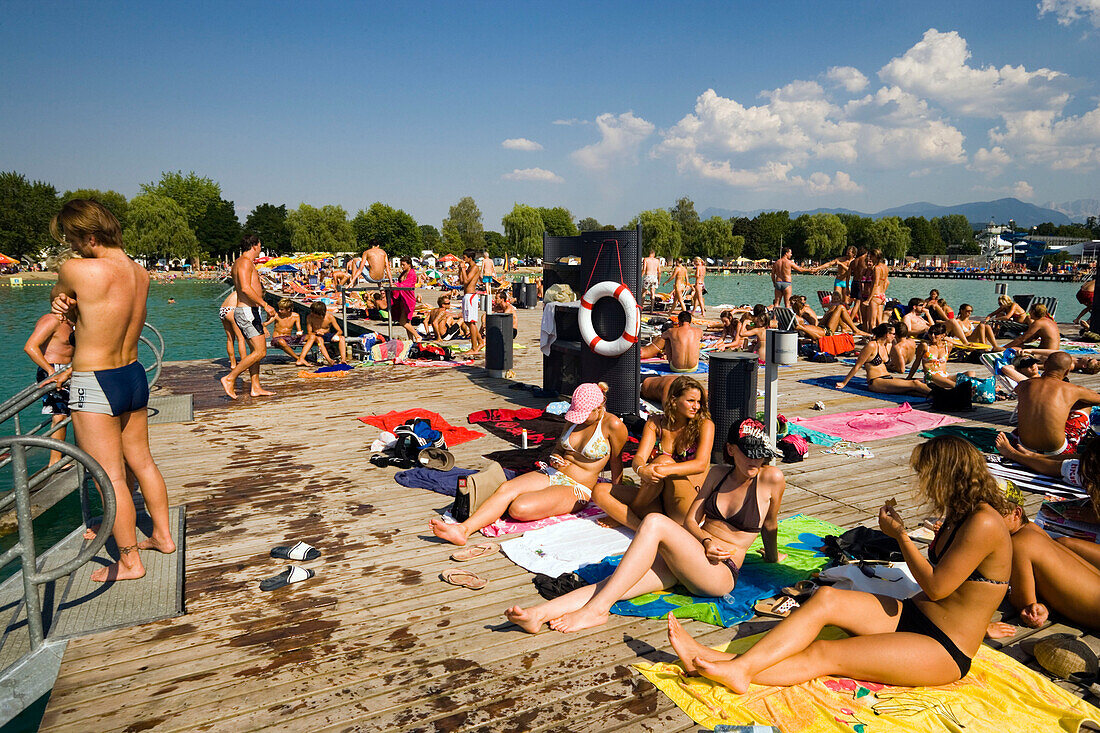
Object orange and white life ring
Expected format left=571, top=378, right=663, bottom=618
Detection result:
left=578, top=281, right=640, bottom=357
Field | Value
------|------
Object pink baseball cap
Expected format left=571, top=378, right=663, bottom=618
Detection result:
left=563, top=383, right=605, bottom=424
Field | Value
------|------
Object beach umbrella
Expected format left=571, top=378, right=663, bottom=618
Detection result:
left=0, top=253, right=17, bottom=265
left=438, top=254, right=460, bottom=263
left=272, top=264, right=300, bottom=273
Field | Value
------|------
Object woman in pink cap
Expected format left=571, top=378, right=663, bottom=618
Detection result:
left=505, top=417, right=786, bottom=634
left=430, top=383, right=628, bottom=546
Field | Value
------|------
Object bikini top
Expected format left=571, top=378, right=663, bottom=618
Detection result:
left=701, top=468, right=763, bottom=533
left=928, top=521, right=1009, bottom=586
left=560, top=415, right=610, bottom=461
left=655, top=417, right=697, bottom=462
left=866, top=345, right=887, bottom=367
left=923, top=348, right=947, bottom=370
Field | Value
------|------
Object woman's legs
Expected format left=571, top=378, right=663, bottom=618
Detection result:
left=119, top=408, right=176, bottom=554
left=221, top=317, right=241, bottom=368
left=1009, top=528, right=1100, bottom=629
left=1057, top=536, right=1100, bottom=570
left=429, top=471, right=571, bottom=545
left=662, top=471, right=705, bottom=525
left=683, top=587, right=959, bottom=692
left=71, top=411, right=145, bottom=582
left=870, top=377, right=932, bottom=396
left=927, top=372, right=957, bottom=390
left=591, top=481, right=660, bottom=531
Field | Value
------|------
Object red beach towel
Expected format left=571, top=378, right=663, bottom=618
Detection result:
left=358, top=409, right=485, bottom=446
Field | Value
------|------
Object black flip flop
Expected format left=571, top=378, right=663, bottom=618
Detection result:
left=259, top=565, right=315, bottom=591
left=270, top=541, right=321, bottom=562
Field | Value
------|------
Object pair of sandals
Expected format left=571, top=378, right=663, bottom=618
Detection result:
left=259, top=541, right=321, bottom=591
left=440, top=542, right=498, bottom=590
left=753, top=580, right=820, bottom=619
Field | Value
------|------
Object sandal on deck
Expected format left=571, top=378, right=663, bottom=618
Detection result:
left=441, top=569, right=488, bottom=590
left=270, top=541, right=321, bottom=562
left=450, top=543, right=499, bottom=562
left=259, top=565, right=315, bottom=591
left=754, top=595, right=800, bottom=619
left=779, top=580, right=817, bottom=599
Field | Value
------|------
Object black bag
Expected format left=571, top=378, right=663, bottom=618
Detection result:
left=930, top=382, right=973, bottom=412
left=820, top=526, right=902, bottom=564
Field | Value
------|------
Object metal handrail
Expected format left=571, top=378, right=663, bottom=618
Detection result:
left=0, top=435, right=116, bottom=650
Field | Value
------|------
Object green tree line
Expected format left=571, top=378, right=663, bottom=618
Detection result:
left=3, top=170, right=1097, bottom=265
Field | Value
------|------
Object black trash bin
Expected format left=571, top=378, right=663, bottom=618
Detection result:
left=708, top=351, right=759, bottom=463
left=512, top=280, right=524, bottom=306
left=524, top=282, right=538, bottom=308
left=485, top=313, right=514, bottom=378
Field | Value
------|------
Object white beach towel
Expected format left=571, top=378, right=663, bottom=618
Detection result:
left=501, top=516, right=634, bottom=576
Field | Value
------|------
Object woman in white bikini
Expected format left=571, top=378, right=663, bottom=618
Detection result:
left=837, top=323, right=931, bottom=397
left=506, top=417, right=786, bottom=634
left=909, top=323, right=957, bottom=389
left=219, top=290, right=245, bottom=369
left=430, top=383, right=628, bottom=546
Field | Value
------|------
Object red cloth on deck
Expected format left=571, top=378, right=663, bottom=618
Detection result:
left=467, top=407, right=545, bottom=424
left=358, top=409, right=484, bottom=446
left=818, top=333, right=855, bottom=355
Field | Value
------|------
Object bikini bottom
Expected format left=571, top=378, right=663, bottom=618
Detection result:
left=896, top=598, right=971, bottom=678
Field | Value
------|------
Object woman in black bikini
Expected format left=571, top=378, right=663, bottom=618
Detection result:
left=836, top=322, right=931, bottom=397
left=667, top=435, right=1013, bottom=692
left=506, top=417, right=785, bottom=634
left=594, top=376, right=715, bottom=528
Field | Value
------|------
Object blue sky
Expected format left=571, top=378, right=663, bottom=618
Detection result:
left=2, top=1, right=1099, bottom=230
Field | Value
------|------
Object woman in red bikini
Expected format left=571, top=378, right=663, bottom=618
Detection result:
left=594, top=376, right=715, bottom=528
left=505, top=418, right=786, bottom=634
left=666, top=436, right=1012, bottom=692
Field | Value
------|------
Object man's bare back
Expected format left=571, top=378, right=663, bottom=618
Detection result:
left=1016, top=358, right=1100, bottom=453
left=56, top=253, right=147, bottom=371
left=641, top=256, right=659, bottom=279
left=664, top=323, right=702, bottom=371
left=772, top=259, right=793, bottom=282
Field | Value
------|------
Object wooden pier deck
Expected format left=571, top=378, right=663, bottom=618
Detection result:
left=37, top=300, right=1100, bottom=732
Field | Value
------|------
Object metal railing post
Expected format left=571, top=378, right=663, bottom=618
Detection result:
left=9, top=443, right=44, bottom=649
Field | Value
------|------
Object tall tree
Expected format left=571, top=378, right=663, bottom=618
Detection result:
left=244, top=203, right=291, bottom=254
left=484, top=231, right=508, bottom=258
left=748, top=211, right=791, bottom=259
left=441, top=196, right=485, bottom=252
left=628, top=209, right=681, bottom=260
left=869, top=217, right=911, bottom=260
left=536, top=206, right=578, bottom=237
left=698, top=216, right=736, bottom=259
left=0, top=171, right=58, bottom=260
left=670, top=196, right=703, bottom=257
left=934, top=214, right=975, bottom=253
left=502, top=204, right=544, bottom=258
left=124, top=193, right=200, bottom=262
left=140, top=171, right=221, bottom=234
left=793, top=213, right=847, bottom=259
left=577, top=216, right=602, bottom=232
left=837, top=213, right=874, bottom=251
left=285, top=203, right=355, bottom=252
left=62, top=188, right=128, bottom=223
left=352, top=202, right=421, bottom=257
left=195, top=198, right=241, bottom=258
left=419, top=224, right=442, bottom=252
left=904, top=216, right=944, bottom=256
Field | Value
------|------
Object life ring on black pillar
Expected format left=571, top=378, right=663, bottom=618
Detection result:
left=578, top=281, right=640, bottom=357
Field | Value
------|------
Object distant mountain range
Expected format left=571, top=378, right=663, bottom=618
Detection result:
left=700, top=197, right=1097, bottom=228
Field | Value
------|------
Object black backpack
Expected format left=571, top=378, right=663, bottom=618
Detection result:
left=820, top=526, right=903, bottom=564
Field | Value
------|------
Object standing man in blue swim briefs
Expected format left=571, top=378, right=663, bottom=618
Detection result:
left=221, top=234, right=276, bottom=400
left=770, top=248, right=816, bottom=309
left=50, top=199, right=176, bottom=582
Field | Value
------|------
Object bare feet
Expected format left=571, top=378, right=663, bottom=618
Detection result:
left=91, top=560, right=146, bottom=583
left=985, top=621, right=1017, bottom=640
left=220, top=375, right=238, bottom=400
left=695, top=657, right=752, bottom=694
left=429, top=518, right=468, bottom=546
left=137, top=535, right=176, bottom=554
left=251, top=387, right=275, bottom=397
left=505, top=605, right=548, bottom=634
left=548, top=607, right=608, bottom=633
left=667, top=613, right=732, bottom=675
left=295, top=360, right=307, bottom=366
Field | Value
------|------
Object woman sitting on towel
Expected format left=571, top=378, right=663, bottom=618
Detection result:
left=909, top=323, right=977, bottom=390
left=429, top=383, right=628, bottom=546
left=505, top=417, right=785, bottom=634
left=837, top=322, right=931, bottom=397
left=594, top=376, right=715, bottom=528
left=665, top=435, right=1013, bottom=692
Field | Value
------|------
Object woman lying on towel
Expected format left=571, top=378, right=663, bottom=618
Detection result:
left=666, top=436, right=1012, bottom=692
left=594, top=376, right=715, bottom=528
left=505, top=418, right=785, bottom=633
left=429, top=382, right=628, bottom=546
left=837, top=322, right=931, bottom=397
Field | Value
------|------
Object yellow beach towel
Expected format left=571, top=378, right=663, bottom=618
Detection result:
left=634, top=627, right=1100, bottom=732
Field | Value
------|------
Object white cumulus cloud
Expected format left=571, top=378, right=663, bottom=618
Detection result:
left=501, top=167, right=564, bottom=183
left=968, top=145, right=1013, bottom=174
left=826, top=66, right=869, bottom=93
left=988, top=103, right=1100, bottom=170
left=571, top=112, right=655, bottom=171
left=1038, top=0, right=1100, bottom=27
left=1011, top=180, right=1035, bottom=199
left=552, top=118, right=588, bottom=126
left=501, top=137, right=543, bottom=151
left=878, top=29, right=1070, bottom=117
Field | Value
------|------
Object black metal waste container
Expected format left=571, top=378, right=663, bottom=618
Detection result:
left=485, top=313, right=514, bottom=378
left=708, top=351, right=759, bottom=463
left=524, top=282, right=538, bottom=308
left=512, top=280, right=524, bottom=306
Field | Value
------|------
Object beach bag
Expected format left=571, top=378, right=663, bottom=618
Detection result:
left=959, top=374, right=996, bottom=404
left=451, top=461, right=508, bottom=522
left=930, top=382, right=973, bottom=412
left=410, top=342, right=451, bottom=361
left=777, top=434, right=808, bottom=463
left=821, top=526, right=903, bottom=564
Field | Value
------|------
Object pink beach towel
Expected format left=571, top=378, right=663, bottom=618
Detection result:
left=793, top=403, right=963, bottom=443
left=479, top=503, right=605, bottom=538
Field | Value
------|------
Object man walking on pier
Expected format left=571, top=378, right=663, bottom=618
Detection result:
left=221, top=234, right=276, bottom=399
left=641, top=250, right=661, bottom=312
left=460, top=249, right=484, bottom=354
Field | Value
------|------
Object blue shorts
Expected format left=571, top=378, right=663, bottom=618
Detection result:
left=36, top=365, right=70, bottom=416
left=69, top=361, right=149, bottom=417
left=834, top=278, right=847, bottom=288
